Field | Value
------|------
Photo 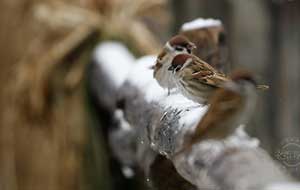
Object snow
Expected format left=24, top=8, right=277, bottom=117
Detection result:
left=126, top=55, right=155, bottom=87
left=225, top=125, right=260, bottom=148
left=180, top=106, right=207, bottom=130
left=127, top=55, right=168, bottom=103
left=172, top=138, right=225, bottom=189
left=114, top=109, right=132, bottom=131
left=264, top=182, right=300, bottom=190
left=94, top=41, right=135, bottom=88
left=161, top=93, right=197, bottom=110
left=181, top=18, right=222, bottom=31
left=161, top=93, right=208, bottom=129
left=121, top=166, right=135, bottom=178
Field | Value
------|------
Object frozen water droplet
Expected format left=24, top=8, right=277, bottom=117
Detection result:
left=140, top=140, right=144, bottom=144
left=159, top=151, right=168, bottom=157
left=150, top=142, right=156, bottom=148
left=146, top=178, right=150, bottom=182
left=122, top=166, right=134, bottom=178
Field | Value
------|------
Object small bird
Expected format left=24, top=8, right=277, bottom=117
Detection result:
left=168, top=53, right=228, bottom=104
left=180, top=21, right=228, bottom=72
left=168, top=53, right=268, bottom=104
left=153, top=35, right=196, bottom=90
left=185, top=70, right=258, bottom=148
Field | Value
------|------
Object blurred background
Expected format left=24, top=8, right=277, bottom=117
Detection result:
left=0, top=0, right=299, bottom=189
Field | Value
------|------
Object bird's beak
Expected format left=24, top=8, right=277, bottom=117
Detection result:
left=188, top=42, right=196, bottom=50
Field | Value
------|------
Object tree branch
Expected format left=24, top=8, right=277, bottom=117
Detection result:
left=90, top=43, right=297, bottom=190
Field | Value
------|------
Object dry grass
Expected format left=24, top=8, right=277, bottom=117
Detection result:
left=0, top=0, right=168, bottom=189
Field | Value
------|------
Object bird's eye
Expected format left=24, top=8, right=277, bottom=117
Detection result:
left=218, top=32, right=226, bottom=45
left=187, top=49, right=192, bottom=54
left=175, top=46, right=184, bottom=51
left=175, top=65, right=182, bottom=72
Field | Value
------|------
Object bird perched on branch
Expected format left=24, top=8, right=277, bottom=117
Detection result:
left=153, top=35, right=196, bottom=90
left=179, top=18, right=227, bottom=72
left=185, top=70, right=258, bottom=148
left=168, top=53, right=268, bottom=104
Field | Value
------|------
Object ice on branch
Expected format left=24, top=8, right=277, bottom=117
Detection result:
left=181, top=18, right=222, bottom=31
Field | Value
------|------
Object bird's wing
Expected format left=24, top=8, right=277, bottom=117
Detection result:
left=190, top=88, right=243, bottom=143
left=189, top=56, right=229, bottom=87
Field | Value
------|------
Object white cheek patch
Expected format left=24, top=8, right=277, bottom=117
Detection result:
left=165, top=42, right=175, bottom=52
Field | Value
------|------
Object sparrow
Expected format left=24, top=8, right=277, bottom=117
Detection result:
left=168, top=53, right=268, bottom=104
left=168, top=53, right=228, bottom=104
left=153, top=35, right=196, bottom=90
left=180, top=23, right=227, bottom=72
left=185, top=70, right=258, bottom=149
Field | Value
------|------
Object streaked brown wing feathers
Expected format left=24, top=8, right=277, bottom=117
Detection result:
left=190, top=57, right=229, bottom=87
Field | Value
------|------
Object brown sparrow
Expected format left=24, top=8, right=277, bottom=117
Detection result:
left=153, top=35, right=196, bottom=90
left=180, top=19, right=227, bottom=72
left=186, top=70, right=258, bottom=147
left=168, top=53, right=228, bottom=104
left=168, top=53, right=268, bottom=104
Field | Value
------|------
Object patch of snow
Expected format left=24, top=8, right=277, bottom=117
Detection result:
left=161, top=93, right=195, bottom=109
left=114, top=109, right=132, bottom=131
left=264, top=182, right=300, bottom=190
left=225, top=125, right=260, bottom=148
left=126, top=55, right=155, bottom=88
left=160, top=93, right=208, bottom=127
left=234, top=125, right=248, bottom=138
left=181, top=18, right=222, bottom=31
left=180, top=105, right=207, bottom=130
left=94, top=41, right=135, bottom=88
left=172, top=139, right=224, bottom=189
left=144, top=81, right=167, bottom=103
left=189, top=140, right=225, bottom=165
left=121, top=166, right=135, bottom=178
left=127, top=55, right=168, bottom=102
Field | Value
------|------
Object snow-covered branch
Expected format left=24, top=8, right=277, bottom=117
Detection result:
left=91, top=41, right=298, bottom=190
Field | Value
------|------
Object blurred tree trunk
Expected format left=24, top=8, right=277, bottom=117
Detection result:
left=275, top=1, right=300, bottom=178
left=276, top=1, right=300, bottom=141
left=228, top=0, right=273, bottom=151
